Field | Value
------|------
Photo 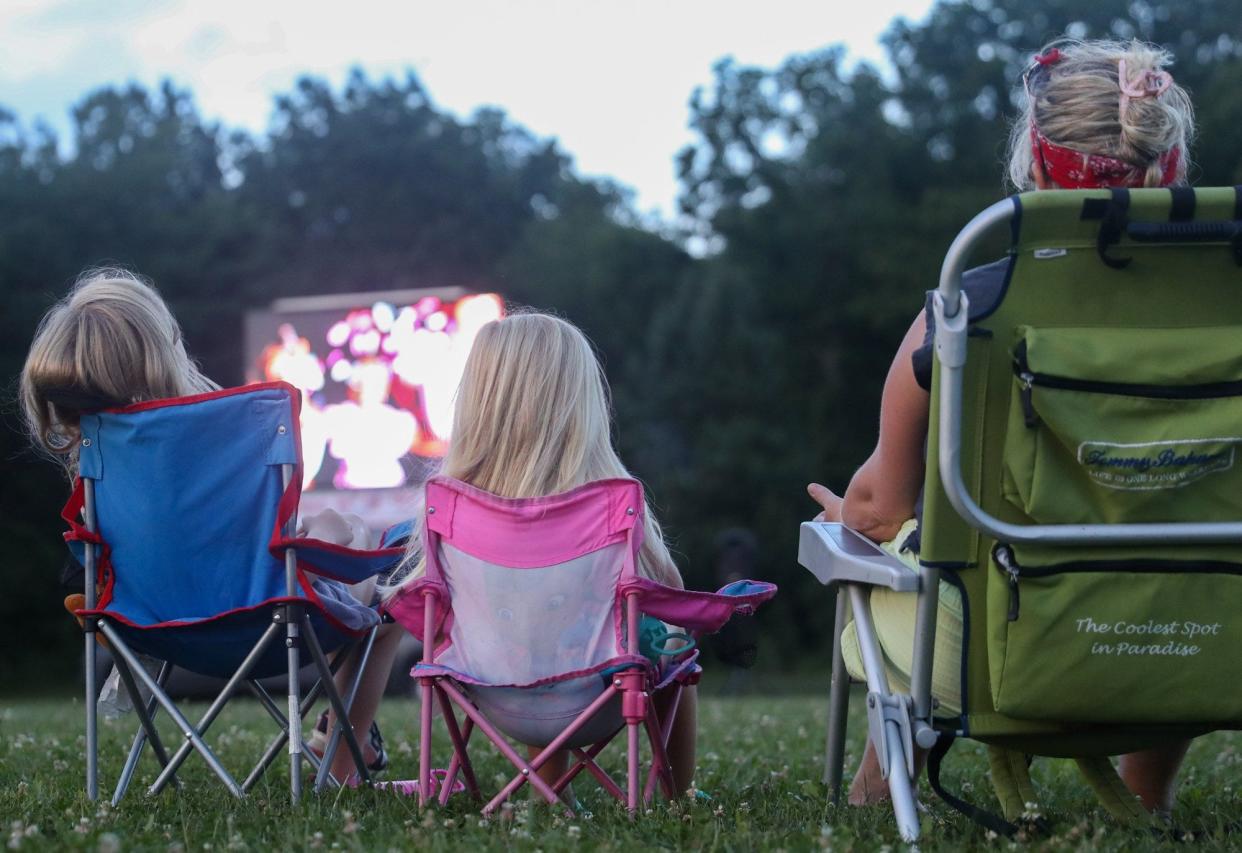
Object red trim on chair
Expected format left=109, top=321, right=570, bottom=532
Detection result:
left=77, top=594, right=365, bottom=636
left=61, top=478, right=116, bottom=610
left=106, top=381, right=301, bottom=415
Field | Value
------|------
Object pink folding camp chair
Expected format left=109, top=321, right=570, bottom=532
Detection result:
left=384, top=475, right=776, bottom=813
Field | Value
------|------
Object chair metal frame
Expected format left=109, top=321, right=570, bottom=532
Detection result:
left=412, top=587, right=700, bottom=815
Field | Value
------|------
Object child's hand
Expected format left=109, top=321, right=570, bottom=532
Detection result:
left=300, top=509, right=373, bottom=547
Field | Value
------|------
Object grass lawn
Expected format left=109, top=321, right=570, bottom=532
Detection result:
left=3, top=681, right=1242, bottom=851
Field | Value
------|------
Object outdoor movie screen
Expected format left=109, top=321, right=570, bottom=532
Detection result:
left=245, top=288, right=504, bottom=492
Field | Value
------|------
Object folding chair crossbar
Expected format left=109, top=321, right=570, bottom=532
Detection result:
left=433, top=687, right=480, bottom=804
left=245, top=681, right=331, bottom=789
left=300, top=615, right=372, bottom=789
left=562, top=740, right=626, bottom=802
left=97, top=612, right=378, bottom=801
left=143, top=621, right=283, bottom=796
left=430, top=677, right=574, bottom=815
left=99, top=621, right=244, bottom=797
left=243, top=629, right=375, bottom=795
left=314, top=625, right=379, bottom=793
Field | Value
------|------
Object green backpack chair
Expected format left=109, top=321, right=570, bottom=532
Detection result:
left=799, top=186, right=1242, bottom=842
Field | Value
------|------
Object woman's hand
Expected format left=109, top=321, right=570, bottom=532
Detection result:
left=807, top=482, right=845, bottom=523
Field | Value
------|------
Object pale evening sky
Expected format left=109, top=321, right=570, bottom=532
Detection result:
left=0, top=0, right=938, bottom=219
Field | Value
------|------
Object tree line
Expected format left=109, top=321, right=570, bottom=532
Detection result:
left=3, top=0, right=1241, bottom=687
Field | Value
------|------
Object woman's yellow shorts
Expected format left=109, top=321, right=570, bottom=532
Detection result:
left=839, top=519, right=964, bottom=716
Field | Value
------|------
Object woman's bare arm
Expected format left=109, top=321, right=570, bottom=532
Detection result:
left=808, top=312, right=931, bottom=543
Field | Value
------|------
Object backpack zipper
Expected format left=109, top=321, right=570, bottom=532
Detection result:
left=993, top=542, right=1242, bottom=622
left=994, top=545, right=1021, bottom=622
left=1012, top=339, right=1242, bottom=413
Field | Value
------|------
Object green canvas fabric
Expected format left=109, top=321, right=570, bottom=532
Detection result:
left=1003, top=325, right=1242, bottom=527
left=919, top=187, right=1242, bottom=743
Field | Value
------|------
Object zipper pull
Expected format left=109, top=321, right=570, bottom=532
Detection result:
left=1019, top=372, right=1040, bottom=428
left=995, top=545, right=1021, bottom=621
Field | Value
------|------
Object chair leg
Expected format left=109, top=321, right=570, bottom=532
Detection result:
left=434, top=685, right=479, bottom=802
left=244, top=681, right=330, bottom=792
left=84, top=623, right=99, bottom=802
left=99, top=624, right=243, bottom=798
left=626, top=720, right=641, bottom=813
left=884, top=717, right=921, bottom=843
left=243, top=649, right=349, bottom=793
left=112, top=660, right=174, bottom=804
left=824, top=585, right=851, bottom=800
left=316, top=626, right=378, bottom=793
left=287, top=607, right=303, bottom=804
left=846, top=584, right=921, bottom=843
left=300, top=616, right=370, bottom=788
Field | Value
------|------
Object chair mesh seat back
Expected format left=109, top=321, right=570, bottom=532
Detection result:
left=436, top=541, right=626, bottom=686
left=77, top=385, right=300, bottom=627
left=416, top=475, right=647, bottom=689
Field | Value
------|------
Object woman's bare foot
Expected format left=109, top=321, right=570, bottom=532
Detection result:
left=847, top=739, right=930, bottom=806
left=848, top=740, right=892, bottom=805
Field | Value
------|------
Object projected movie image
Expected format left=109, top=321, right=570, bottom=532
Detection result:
left=246, top=290, right=503, bottom=491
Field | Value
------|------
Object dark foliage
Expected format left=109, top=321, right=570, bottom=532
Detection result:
left=4, top=0, right=1242, bottom=688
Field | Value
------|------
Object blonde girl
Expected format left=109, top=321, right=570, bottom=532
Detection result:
left=388, top=311, right=697, bottom=795
left=22, top=268, right=397, bottom=784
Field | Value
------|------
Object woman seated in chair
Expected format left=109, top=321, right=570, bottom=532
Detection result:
left=806, top=38, right=1196, bottom=813
left=21, top=268, right=400, bottom=784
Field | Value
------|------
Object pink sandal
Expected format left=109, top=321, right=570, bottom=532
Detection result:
left=372, top=770, right=466, bottom=798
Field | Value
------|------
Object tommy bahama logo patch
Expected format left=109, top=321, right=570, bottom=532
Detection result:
left=1077, top=438, right=1240, bottom=490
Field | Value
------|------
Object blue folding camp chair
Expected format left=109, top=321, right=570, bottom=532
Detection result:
left=62, top=382, right=404, bottom=803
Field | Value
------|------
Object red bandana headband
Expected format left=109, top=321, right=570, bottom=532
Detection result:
left=1025, top=48, right=1182, bottom=189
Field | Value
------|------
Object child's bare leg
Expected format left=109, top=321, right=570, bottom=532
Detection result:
left=655, top=683, right=698, bottom=794
left=528, top=746, right=571, bottom=804
left=1118, top=739, right=1191, bottom=813
left=326, top=622, right=403, bottom=781
left=848, top=739, right=928, bottom=806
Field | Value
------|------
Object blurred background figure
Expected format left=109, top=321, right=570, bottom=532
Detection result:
left=711, top=528, right=760, bottom=694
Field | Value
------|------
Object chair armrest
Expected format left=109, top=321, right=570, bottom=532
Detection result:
left=271, top=537, right=405, bottom=584
left=380, top=577, right=447, bottom=638
left=617, top=577, right=777, bottom=634
left=798, top=522, right=920, bottom=592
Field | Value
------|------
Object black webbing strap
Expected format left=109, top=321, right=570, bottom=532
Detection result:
left=1234, top=185, right=1242, bottom=266
left=927, top=733, right=1023, bottom=838
left=1168, top=186, right=1195, bottom=222
left=1080, top=189, right=1132, bottom=269
left=1098, top=188, right=1131, bottom=269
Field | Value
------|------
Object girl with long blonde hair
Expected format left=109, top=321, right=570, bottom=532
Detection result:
left=387, top=311, right=698, bottom=795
